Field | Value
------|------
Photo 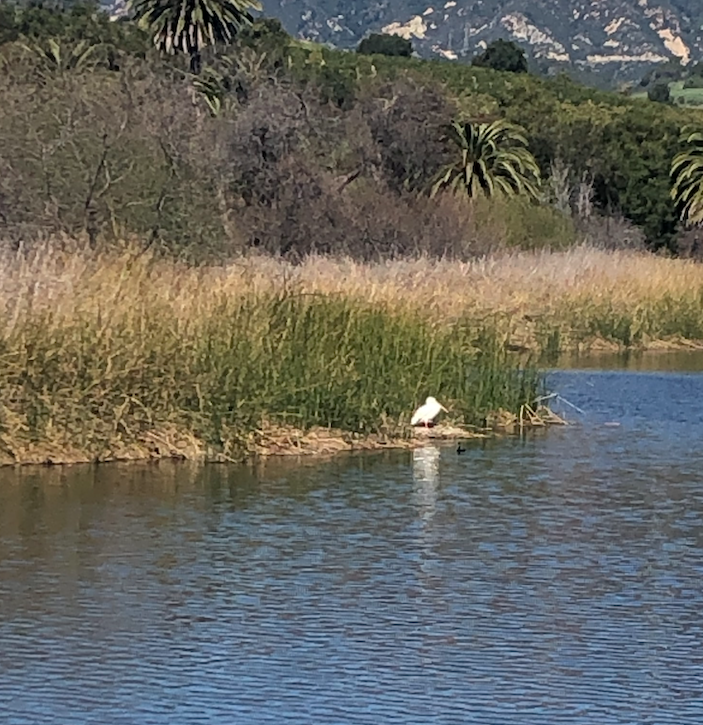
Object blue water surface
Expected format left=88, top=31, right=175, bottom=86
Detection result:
left=2, top=360, right=703, bottom=724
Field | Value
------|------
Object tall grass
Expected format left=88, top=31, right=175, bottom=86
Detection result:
left=194, top=295, right=537, bottom=433
left=4, top=241, right=702, bottom=463
left=0, top=244, right=539, bottom=463
left=241, top=246, right=703, bottom=351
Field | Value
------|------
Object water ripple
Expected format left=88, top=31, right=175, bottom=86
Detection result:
left=2, top=371, right=703, bottom=722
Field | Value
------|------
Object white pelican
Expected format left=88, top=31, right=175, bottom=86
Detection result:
left=411, top=396, right=448, bottom=427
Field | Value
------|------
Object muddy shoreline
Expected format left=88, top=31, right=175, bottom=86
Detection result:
left=0, top=423, right=498, bottom=469
left=0, top=407, right=569, bottom=469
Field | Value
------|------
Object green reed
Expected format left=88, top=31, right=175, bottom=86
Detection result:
left=187, top=294, right=541, bottom=441
left=527, top=287, right=703, bottom=353
left=0, top=290, right=540, bottom=460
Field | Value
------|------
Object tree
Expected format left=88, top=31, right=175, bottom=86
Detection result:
left=671, top=129, right=703, bottom=225
left=431, top=120, right=541, bottom=199
left=22, top=37, right=99, bottom=74
left=0, top=1, right=148, bottom=58
left=647, top=82, right=671, bottom=104
left=237, top=16, right=290, bottom=56
left=683, top=74, right=703, bottom=89
left=357, top=78, right=456, bottom=193
left=471, top=39, right=527, bottom=74
left=127, top=0, right=261, bottom=73
left=0, top=3, right=19, bottom=46
left=357, top=33, right=412, bottom=58
left=639, top=60, right=684, bottom=88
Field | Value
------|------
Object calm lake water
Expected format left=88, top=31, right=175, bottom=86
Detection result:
left=2, top=353, right=703, bottom=724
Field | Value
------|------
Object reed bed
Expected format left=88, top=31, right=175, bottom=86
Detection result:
left=0, top=244, right=540, bottom=464
left=234, top=246, right=703, bottom=351
left=3, top=241, right=702, bottom=464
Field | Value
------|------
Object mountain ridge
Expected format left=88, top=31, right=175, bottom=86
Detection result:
left=257, top=0, right=703, bottom=83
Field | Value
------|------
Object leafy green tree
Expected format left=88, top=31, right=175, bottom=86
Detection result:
left=472, top=39, right=528, bottom=74
left=357, top=33, right=412, bottom=58
left=648, top=82, right=671, bottom=104
left=683, top=74, right=703, bottom=89
left=236, top=17, right=289, bottom=57
left=0, top=3, right=19, bottom=45
left=431, top=120, right=540, bottom=199
left=127, top=0, right=261, bottom=73
left=671, top=128, right=703, bottom=225
left=639, top=60, right=684, bottom=87
left=1, top=1, right=149, bottom=68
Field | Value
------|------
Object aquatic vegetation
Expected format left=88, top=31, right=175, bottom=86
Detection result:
left=0, top=244, right=539, bottom=464
left=2, top=241, right=702, bottom=464
left=256, top=245, right=703, bottom=351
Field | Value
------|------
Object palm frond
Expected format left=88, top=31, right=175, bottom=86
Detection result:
left=671, top=128, right=703, bottom=225
left=432, top=119, right=541, bottom=201
left=128, top=0, right=261, bottom=58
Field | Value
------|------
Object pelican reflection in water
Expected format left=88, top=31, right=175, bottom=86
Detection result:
left=412, top=444, right=441, bottom=525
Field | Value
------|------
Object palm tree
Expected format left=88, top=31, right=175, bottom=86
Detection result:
left=127, top=0, right=261, bottom=73
left=431, top=119, right=541, bottom=200
left=22, top=38, right=99, bottom=74
left=671, top=128, right=703, bottom=225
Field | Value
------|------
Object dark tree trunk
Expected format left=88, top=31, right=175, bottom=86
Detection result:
left=190, top=50, right=202, bottom=75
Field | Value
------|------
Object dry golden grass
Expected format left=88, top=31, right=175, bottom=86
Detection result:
left=2, top=240, right=701, bottom=466
left=0, top=241, right=545, bottom=466
left=3, top=242, right=703, bottom=350
left=253, top=246, right=703, bottom=349
left=246, top=245, right=703, bottom=321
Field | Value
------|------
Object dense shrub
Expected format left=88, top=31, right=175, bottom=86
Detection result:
left=357, top=33, right=413, bottom=57
left=639, top=60, right=684, bottom=88
left=648, top=82, right=671, bottom=104
left=683, top=74, right=703, bottom=89
left=0, top=0, right=149, bottom=59
left=472, top=39, right=528, bottom=74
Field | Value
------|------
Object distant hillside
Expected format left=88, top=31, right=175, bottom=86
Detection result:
left=255, top=0, right=703, bottom=84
